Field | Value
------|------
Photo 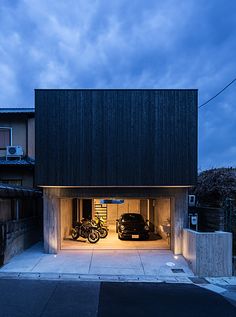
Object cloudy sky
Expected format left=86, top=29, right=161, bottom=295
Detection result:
left=0, top=0, right=235, bottom=170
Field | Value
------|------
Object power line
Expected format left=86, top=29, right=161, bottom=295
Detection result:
left=199, top=77, right=236, bottom=108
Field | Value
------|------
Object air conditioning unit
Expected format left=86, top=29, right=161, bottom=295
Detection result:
left=188, top=195, right=196, bottom=207
left=6, top=146, right=24, bottom=159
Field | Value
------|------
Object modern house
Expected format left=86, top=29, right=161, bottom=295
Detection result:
left=35, top=89, right=198, bottom=255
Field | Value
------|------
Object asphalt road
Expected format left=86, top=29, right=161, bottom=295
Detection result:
left=0, top=279, right=235, bottom=317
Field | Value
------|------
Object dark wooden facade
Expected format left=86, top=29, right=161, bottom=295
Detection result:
left=35, top=89, right=197, bottom=187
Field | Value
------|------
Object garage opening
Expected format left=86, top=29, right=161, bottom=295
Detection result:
left=60, top=198, right=171, bottom=250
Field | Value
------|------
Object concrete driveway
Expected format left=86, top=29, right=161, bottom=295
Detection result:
left=0, top=242, right=193, bottom=281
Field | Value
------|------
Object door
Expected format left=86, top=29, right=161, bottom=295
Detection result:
left=82, top=199, right=92, bottom=219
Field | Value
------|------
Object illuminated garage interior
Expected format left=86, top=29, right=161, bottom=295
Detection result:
left=60, top=198, right=171, bottom=250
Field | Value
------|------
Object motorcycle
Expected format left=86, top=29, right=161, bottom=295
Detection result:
left=71, top=219, right=100, bottom=243
left=91, top=215, right=109, bottom=239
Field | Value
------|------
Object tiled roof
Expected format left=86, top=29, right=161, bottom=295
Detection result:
left=0, top=157, right=35, bottom=166
left=0, top=183, right=42, bottom=198
left=0, top=107, right=34, bottom=113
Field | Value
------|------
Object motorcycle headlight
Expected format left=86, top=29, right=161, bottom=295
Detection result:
left=144, top=225, right=149, bottom=231
left=120, top=225, right=125, bottom=231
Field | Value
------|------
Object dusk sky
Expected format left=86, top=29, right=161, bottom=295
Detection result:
left=0, top=0, right=235, bottom=170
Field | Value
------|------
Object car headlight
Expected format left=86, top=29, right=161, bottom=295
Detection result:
left=144, top=225, right=149, bottom=231
left=120, top=225, right=125, bottom=231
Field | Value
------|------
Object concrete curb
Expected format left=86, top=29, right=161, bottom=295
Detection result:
left=0, top=271, right=194, bottom=283
left=0, top=272, right=236, bottom=286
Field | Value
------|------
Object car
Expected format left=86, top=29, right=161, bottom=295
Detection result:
left=116, top=213, right=150, bottom=240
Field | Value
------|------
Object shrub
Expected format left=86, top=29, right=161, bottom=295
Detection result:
left=192, top=167, right=236, bottom=207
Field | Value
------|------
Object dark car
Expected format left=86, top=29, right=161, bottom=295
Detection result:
left=116, top=213, right=150, bottom=240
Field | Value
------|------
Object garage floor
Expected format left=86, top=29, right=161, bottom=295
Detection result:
left=61, top=226, right=169, bottom=250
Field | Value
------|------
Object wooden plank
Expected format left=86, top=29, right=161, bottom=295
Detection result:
left=94, top=203, right=107, bottom=220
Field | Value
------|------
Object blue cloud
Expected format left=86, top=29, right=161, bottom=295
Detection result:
left=0, top=0, right=235, bottom=169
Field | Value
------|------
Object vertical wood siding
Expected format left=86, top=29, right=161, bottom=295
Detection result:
left=35, top=89, right=197, bottom=186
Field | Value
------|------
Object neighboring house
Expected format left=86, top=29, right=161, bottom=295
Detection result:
left=0, top=108, right=42, bottom=265
left=35, top=89, right=198, bottom=255
left=0, top=108, right=35, bottom=187
left=0, top=184, right=42, bottom=266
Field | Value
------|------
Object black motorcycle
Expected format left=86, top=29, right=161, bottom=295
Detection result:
left=91, top=216, right=109, bottom=239
left=71, top=220, right=100, bottom=243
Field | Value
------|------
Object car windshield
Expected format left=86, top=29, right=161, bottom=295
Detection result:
left=122, top=214, right=144, bottom=222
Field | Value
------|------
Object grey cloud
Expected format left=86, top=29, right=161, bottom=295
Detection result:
left=0, top=0, right=235, bottom=169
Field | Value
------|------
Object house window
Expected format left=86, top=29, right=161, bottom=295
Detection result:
left=0, top=127, right=12, bottom=149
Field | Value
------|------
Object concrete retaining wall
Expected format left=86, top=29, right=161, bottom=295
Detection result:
left=183, top=229, right=232, bottom=277
left=1, top=217, right=41, bottom=264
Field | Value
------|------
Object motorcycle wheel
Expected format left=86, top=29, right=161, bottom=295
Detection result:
left=99, top=228, right=108, bottom=239
left=71, top=229, right=79, bottom=240
left=88, top=230, right=100, bottom=243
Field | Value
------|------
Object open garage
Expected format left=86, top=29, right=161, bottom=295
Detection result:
left=60, top=198, right=171, bottom=250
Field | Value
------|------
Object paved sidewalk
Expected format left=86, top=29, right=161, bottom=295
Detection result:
left=1, top=243, right=236, bottom=287
left=0, top=242, right=194, bottom=281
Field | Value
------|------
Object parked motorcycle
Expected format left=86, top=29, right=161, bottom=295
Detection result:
left=71, top=219, right=100, bottom=243
left=91, top=215, right=109, bottom=239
